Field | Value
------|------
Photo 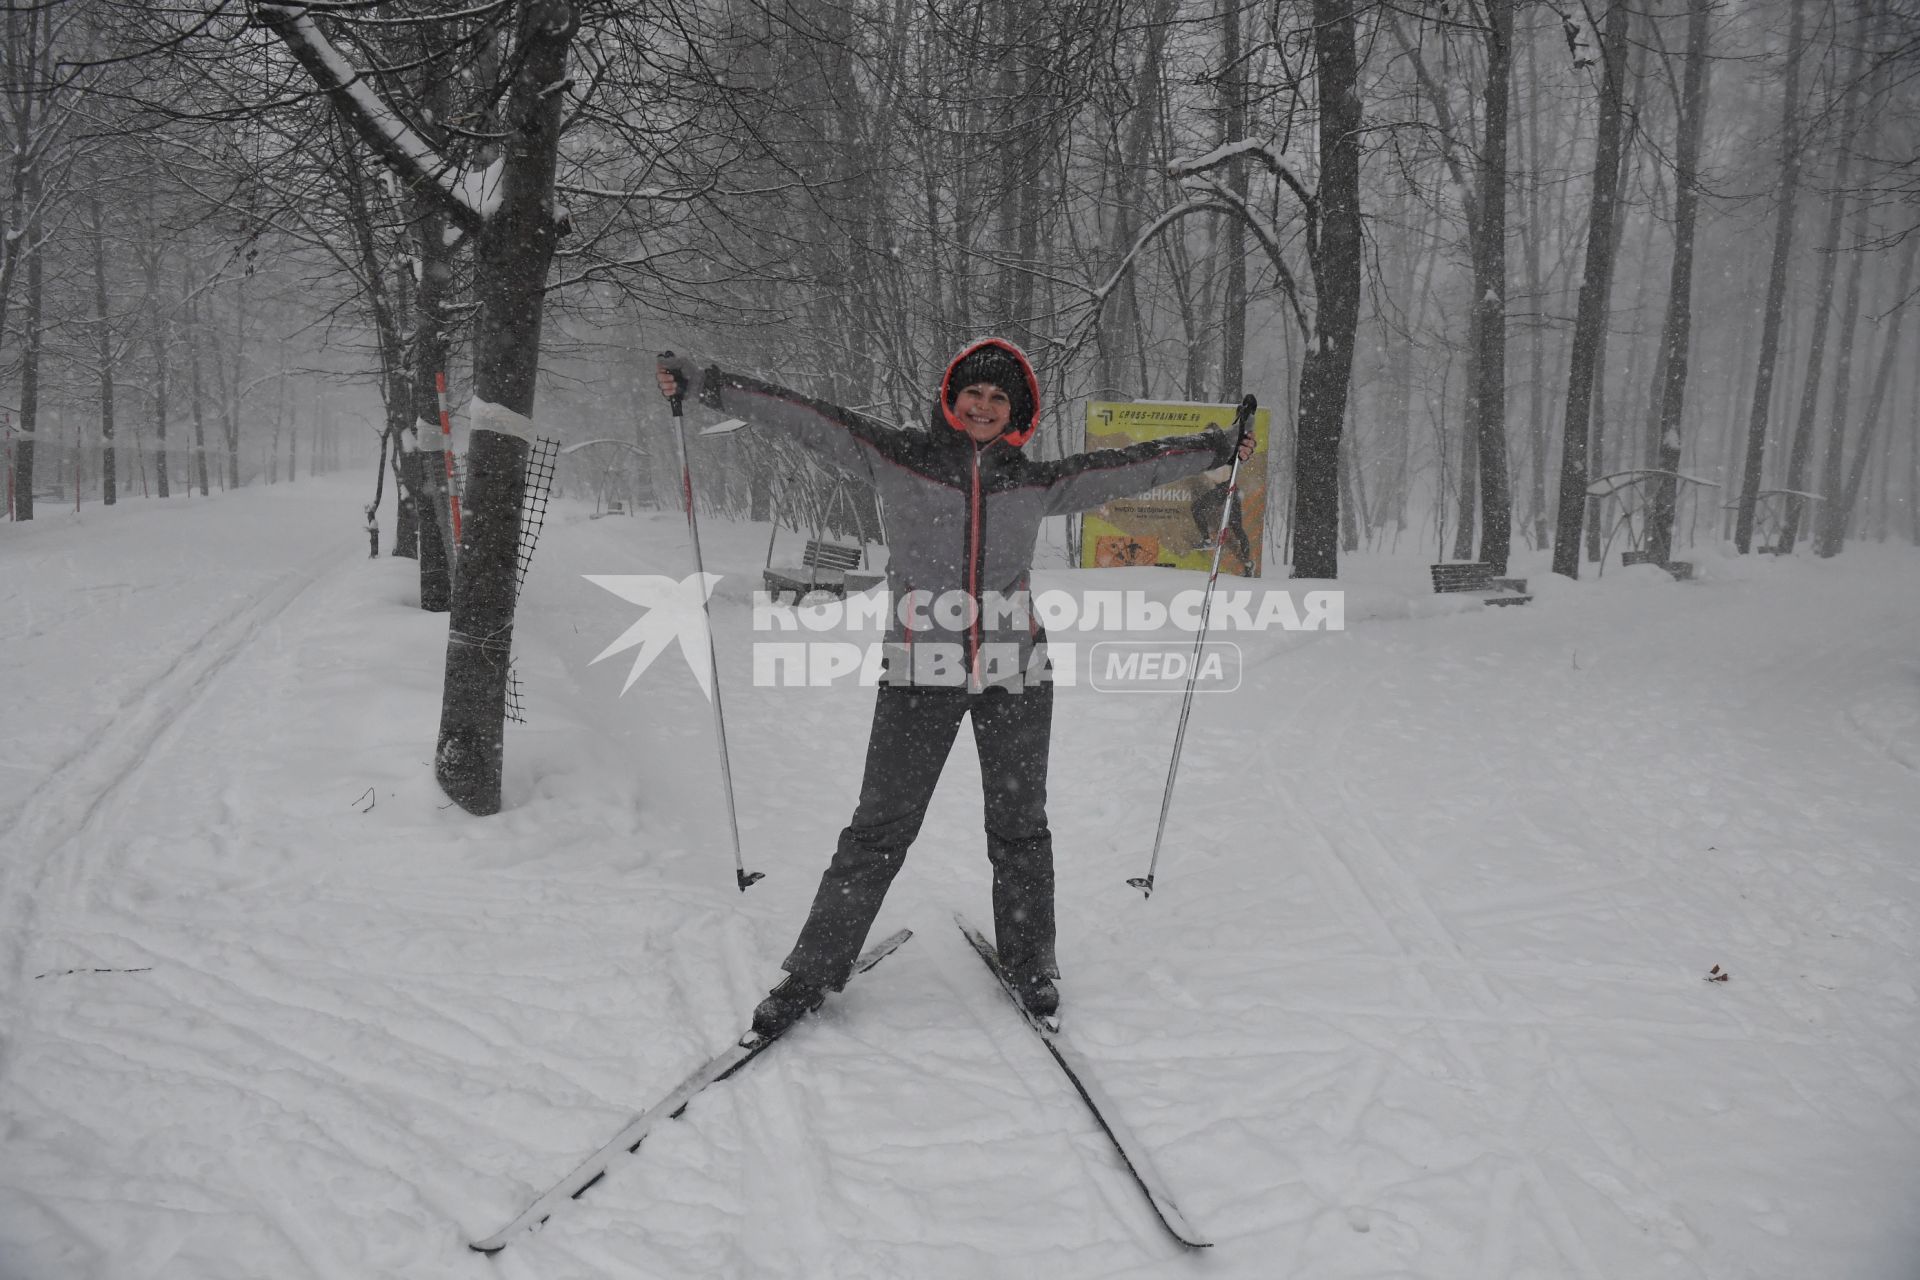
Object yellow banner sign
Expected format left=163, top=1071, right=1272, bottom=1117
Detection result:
left=1081, top=400, right=1270, bottom=577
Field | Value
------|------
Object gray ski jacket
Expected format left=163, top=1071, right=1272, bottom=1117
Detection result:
left=674, top=339, right=1237, bottom=690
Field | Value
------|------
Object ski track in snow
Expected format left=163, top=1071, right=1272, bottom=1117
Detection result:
left=3, top=481, right=1920, bottom=1279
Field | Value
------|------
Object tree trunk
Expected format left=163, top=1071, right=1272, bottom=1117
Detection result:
left=1471, top=0, right=1515, bottom=573
left=1778, top=4, right=1868, bottom=551
left=1520, top=21, right=1548, bottom=550
left=223, top=286, right=244, bottom=490
left=15, top=207, right=42, bottom=520
left=88, top=189, right=117, bottom=506
left=1830, top=233, right=1917, bottom=544
left=1717, top=309, right=1758, bottom=538
left=1388, top=8, right=1489, bottom=566
left=0, top=2, right=55, bottom=357
left=1218, top=0, right=1248, bottom=399
left=410, top=200, right=457, bottom=612
left=1618, top=159, right=1664, bottom=473
left=151, top=314, right=170, bottom=499
left=143, top=188, right=170, bottom=500
left=1452, top=367, right=1478, bottom=561
left=394, top=450, right=422, bottom=559
left=1388, top=184, right=1422, bottom=541
left=1292, top=0, right=1363, bottom=581
left=1866, top=349, right=1898, bottom=540
left=1814, top=0, right=1892, bottom=557
left=1552, top=1, right=1632, bottom=578
left=1734, top=0, right=1807, bottom=552
left=1339, top=425, right=1362, bottom=552
left=184, top=265, right=211, bottom=497
left=1643, top=0, right=1714, bottom=566
left=1811, top=178, right=1874, bottom=557
left=1097, top=0, right=1176, bottom=397
left=1904, top=360, right=1919, bottom=544
left=432, top=1, right=579, bottom=815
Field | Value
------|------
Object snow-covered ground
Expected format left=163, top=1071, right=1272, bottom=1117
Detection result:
left=3, top=476, right=1918, bottom=1279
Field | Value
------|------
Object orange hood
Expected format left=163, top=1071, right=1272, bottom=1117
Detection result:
left=938, top=337, right=1042, bottom=448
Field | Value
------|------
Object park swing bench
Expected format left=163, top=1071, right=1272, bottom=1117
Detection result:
left=760, top=450, right=884, bottom=605
left=1587, top=468, right=1720, bottom=579
left=1428, top=560, right=1533, bottom=605
left=1428, top=513, right=1531, bottom=606
left=1721, top=488, right=1823, bottom=556
left=557, top=438, right=644, bottom=519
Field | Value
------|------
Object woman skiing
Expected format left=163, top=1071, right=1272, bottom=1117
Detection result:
left=655, top=339, right=1252, bottom=1035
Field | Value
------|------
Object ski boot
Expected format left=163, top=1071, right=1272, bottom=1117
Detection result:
left=1011, top=969, right=1059, bottom=1020
left=751, top=974, right=829, bottom=1039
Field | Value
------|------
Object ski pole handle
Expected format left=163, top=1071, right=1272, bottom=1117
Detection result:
left=658, top=350, right=686, bottom=417
left=1228, top=394, right=1256, bottom=465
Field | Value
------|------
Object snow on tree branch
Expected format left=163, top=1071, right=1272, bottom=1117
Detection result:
left=1166, top=137, right=1321, bottom=288
left=1061, top=189, right=1311, bottom=363
left=1085, top=199, right=1213, bottom=306
left=255, top=3, right=491, bottom=235
left=1167, top=138, right=1305, bottom=186
left=1167, top=138, right=1317, bottom=215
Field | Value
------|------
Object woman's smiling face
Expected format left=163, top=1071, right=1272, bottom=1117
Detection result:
left=953, top=382, right=1012, bottom=443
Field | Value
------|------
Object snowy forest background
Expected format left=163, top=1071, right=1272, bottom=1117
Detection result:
left=3, top=0, right=1916, bottom=581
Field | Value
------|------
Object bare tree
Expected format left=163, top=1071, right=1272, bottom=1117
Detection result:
left=1469, top=0, right=1515, bottom=573
left=1814, top=0, right=1897, bottom=557
left=1291, top=0, right=1364, bottom=580
left=182, top=257, right=211, bottom=497
left=3, top=0, right=89, bottom=519
left=1828, top=232, right=1917, bottom=548
left=258, top=0, right=580, bottom=814
left=1216, top=0, right=1249, bottom=400
left=1733, top=0, right=1809, bottom=554
left=1642, top=0, right=1714, bottom=567
left=1551, top=1, right=1632, bottom=578
left=84, top=185, right=117, bottom=504
left=1389, top=1, right=1516, bottom=571
left=1777, top=1, right=1871, bottom=552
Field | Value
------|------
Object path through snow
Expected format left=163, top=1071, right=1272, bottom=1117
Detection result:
left=3, top=479, right=1918, bottom=1278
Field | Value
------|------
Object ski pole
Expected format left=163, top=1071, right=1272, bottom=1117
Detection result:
left=1129, top=394, right=1257, bottom=899
left=663, top=353, right=762, bottom=892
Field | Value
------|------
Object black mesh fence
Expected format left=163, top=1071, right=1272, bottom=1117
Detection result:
left=504, top=437, right=559, bottom=725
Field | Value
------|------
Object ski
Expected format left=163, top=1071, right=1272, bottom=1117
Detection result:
left=468, top=928, right=913, bottom=1255
left=954, top=914, right=1212, bottom=1249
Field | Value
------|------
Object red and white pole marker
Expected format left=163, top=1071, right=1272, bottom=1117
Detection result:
left=433, top=371, right=463, bottom=544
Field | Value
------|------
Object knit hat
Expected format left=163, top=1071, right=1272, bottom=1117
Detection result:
left=941, top=339, right=1040, bottom=445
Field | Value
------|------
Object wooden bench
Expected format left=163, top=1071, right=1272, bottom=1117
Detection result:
left=1619, top=549, right=1693, bottom=580
left=763, top=540, right=881, bottom=603
left=1430, top=562, right=1532, bottom=606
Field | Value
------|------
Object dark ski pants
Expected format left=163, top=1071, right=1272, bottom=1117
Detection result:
left=782, top=680, right=1056, bottom=986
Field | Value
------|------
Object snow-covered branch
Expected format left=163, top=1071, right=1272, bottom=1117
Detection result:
left=1166, top=136, right=1321, bottom=281
left=1083, top=198, right=1215, bottom=307
left=555, top=182, right=678, bottom=202
left=1168, top=138, right=1304, bottom=187
left=1058, top=192, right=1312, bottom=364
left=1168, top=138, right=1316, bottom=215
left=254, top=3, right=491, bottom=235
